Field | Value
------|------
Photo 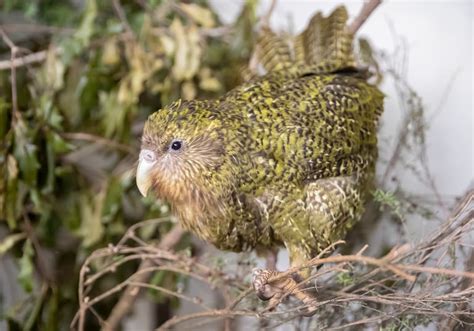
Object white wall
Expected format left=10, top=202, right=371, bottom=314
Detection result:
left=211, top=0, right=473, bottom=198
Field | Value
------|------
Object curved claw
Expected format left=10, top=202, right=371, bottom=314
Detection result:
left=252, top=268, right=319, bottom=315
left=252, top=268, right=277, bottom=301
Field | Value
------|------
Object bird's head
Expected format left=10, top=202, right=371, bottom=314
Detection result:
left=136, top=100, right=228, bottom=207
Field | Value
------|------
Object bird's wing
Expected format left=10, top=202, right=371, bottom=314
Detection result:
left=240, top=73, right=383, bottom=183
left=267, top=175, right=363, bottom=266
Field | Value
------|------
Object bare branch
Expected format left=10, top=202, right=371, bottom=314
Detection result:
left=0, top=49, right=49, bottom=71
left=102, top=225, right=185, bottom=331
left=0, top=28, right=19, bottom=117
left=61, top=132, right=136, bottom=155
left=73, top=191, right=474, bottom=330
left=112, top=0, right=136, bottom=40
left=261, top=0, right=277, bottom=28
left=348, top=0, right=382, bottom=34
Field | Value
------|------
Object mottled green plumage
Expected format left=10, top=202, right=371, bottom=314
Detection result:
left=139, top=6, right=383, bottom=267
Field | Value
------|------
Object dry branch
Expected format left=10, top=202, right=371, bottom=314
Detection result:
left=0, top=28, right=19, bottom=117
left=72, top=190, right=474, bottom=330
left=348, top=0, right=382, bottom=34
left=103, top=225, right=184, bottom=331
left=72, top=223, right=185, bottom=331
left=0, top=50, right=48, bottom=70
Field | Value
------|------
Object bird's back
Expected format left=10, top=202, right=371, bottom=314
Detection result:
left=138, top=6, right=384, bottom=254
left=222, top=67, right=383, bottom=197
left=219, top=6, right=382, bottom=190
left=205, top=6, right=384, bottom=253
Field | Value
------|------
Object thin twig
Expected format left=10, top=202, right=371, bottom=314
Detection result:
left=0, top=49, right=48, bottom=70
left=102, top=225, right=185, bottom=331
left=0, top=28, right=19, bottom=117
left=348, top=0, right=382, bottom=34
left=1, top=23, right=74, bottom=35
left=61, top=132, right=136, bottom=155
left=74, top=202, right=474, bottom=330
left=261, top=0, right=277, bottom=28
left=112, top=0, right=136, bottom=40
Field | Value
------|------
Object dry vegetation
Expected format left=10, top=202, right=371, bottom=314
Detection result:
left=73, top=191, right=473, bottom=330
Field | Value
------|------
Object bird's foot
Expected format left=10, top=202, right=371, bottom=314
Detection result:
left=252, top=268, right=317, bottom=316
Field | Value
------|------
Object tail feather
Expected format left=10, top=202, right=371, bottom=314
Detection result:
left=254, top=6, right=355, bottom=75
left=256, top=27, right=294, bottom=72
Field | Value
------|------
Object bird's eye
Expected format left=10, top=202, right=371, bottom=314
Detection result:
left=170, top=140, right=182, bottom=151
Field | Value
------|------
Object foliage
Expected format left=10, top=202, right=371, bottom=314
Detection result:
left=0, top=0, right=257, bottom=329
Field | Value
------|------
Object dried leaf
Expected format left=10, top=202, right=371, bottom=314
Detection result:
left=39, top=47, right=66, bottom=92
left=7, top=154, right=18, bottom=179
left=180, top=3, right=216, bottom=28
left=141, top=14, right=165, bottom=56
left=199, top=67, right=222, bottom=91
left=181, top=80, right=196, bottom=100
left=160, top=34, right=176, bottom=57
left=102, top=38, right=120, bottom=66
left=118, top=43, right=163, bottom=105
left=4, top=155, right=19, bottom=229
left=171, top=18, right=202, bottom=81
left=0, top=233, right=27, bottom=255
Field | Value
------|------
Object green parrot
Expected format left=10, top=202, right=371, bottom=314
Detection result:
left=136, top=6, right=383, bottom=313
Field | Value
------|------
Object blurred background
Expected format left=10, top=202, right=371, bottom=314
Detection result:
left=0, top=0, right=472, bottom=330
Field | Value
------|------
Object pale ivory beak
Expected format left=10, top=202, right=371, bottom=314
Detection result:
left=136, top=149, right=156, bottom=197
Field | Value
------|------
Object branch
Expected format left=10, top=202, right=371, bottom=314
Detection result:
left=261, top=0, right=277, bottom=28
left=112, top=0, right=136, bottom=40
left=102, top=225, right=185, bottom=331
left=156, top=309, right=255, bottom=331
left=348, top=0, right=382, bottom=34
left=75, top=200, right=474, bottom=330
left=0, top=28, right=19, bottom=116
left=0, top=49, right=49, bottom=71
left=61, top=132, right=136, bottom=155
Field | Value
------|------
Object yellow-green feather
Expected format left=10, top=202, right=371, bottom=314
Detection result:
left=142, top=6, right=384, bottom=263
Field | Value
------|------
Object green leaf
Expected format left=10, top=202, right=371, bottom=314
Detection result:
left=44, top=288, right=59, bottom=331
left=13, top=119, right=40, bottom=187
left=0, top=97, right=9, bottom=138
left=74, top=0, right=97, bottom=47
left=78, top=190, right=105, bottom=247
left=100, top=90, right=128, bottom=138
left=372, top=189, right=405, bottom=221
left=18, top=240, right=35, bottom=293
left=49, top=131, right=73, bottom=154
left=147, top=270, right=180, bottom=304
left=43, top=131, right=73, bottom=194
left=102, top=177, right=123, bottom=224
